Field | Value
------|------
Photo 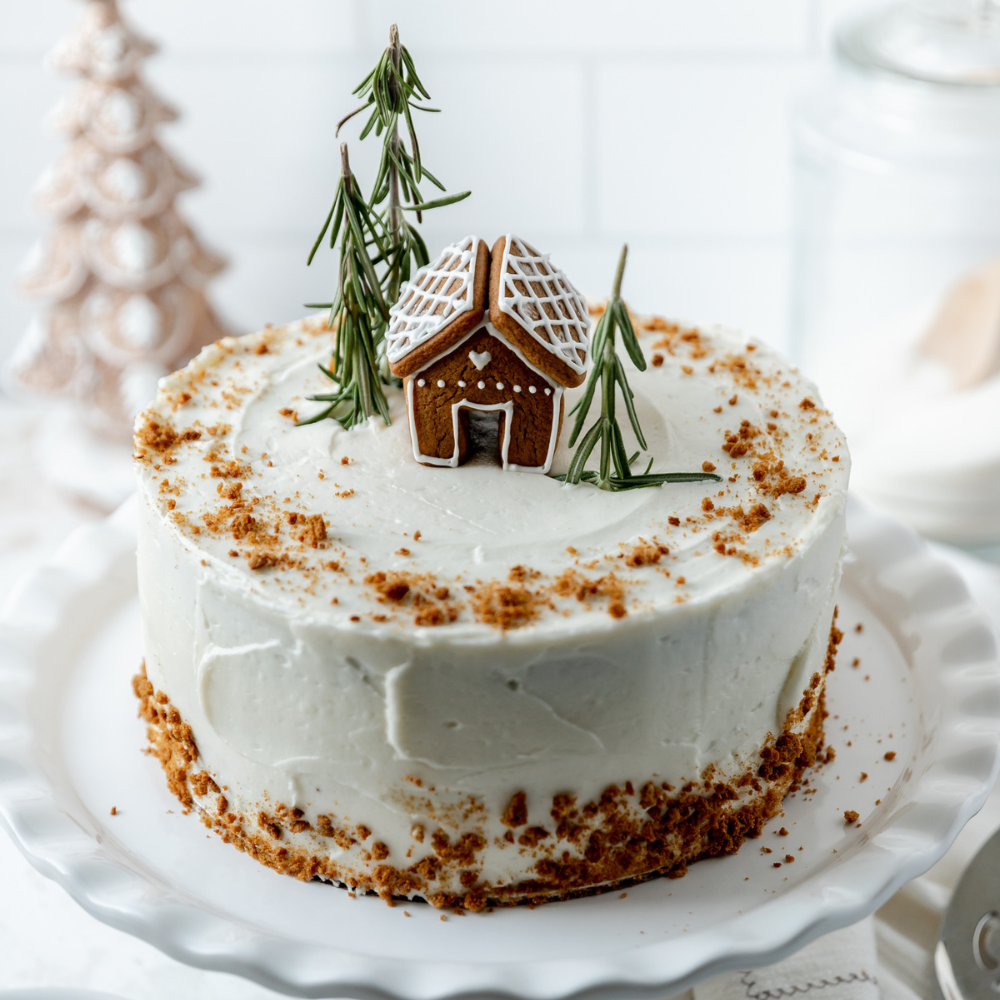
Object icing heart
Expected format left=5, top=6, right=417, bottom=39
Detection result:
left=469, top=350, right=492, bottom=370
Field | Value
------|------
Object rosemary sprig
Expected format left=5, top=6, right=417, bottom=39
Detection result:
left=557, top=245, right=721, bottom=492
left=303, top=24, right=470, bottom=429
left=299, top=143, right=391, bottom=429
left=338, top=23, right=471, bottom=308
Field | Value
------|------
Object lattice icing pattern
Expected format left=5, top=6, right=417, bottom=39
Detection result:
left=496, top=234, right=590, bottom=375
left=386, top=235, right=482, bottom=364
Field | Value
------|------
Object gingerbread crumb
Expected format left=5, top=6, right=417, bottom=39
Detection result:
left=469, top=582, right=539, bottom=630
left=129, top=614, right=839, bottom=909
left=501, top=791, right=528, bottom=828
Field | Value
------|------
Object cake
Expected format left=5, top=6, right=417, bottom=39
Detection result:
left=132, top=247, right=849, bottom=910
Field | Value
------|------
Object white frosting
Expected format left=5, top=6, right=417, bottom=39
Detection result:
left=135, top=314, right=849, bottom=894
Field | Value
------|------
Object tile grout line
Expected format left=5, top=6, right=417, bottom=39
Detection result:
left=581, top=54, right=601, bottom=240
left=0, top=48, right=820, bottom=63
left=808, top=0, right=826, bottom=57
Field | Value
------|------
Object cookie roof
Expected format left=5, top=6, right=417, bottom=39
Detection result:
left=385, top=235, right=488, bottom=374
left=489, top=234, right=590, bottom=384
left=386, top=234, right=590, bottom=386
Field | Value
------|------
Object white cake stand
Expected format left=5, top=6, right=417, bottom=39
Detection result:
left=0, top=498, right=997, bottom=1000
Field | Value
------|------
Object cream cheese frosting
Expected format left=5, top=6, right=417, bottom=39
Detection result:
left=133, top=311, right=850, bottom=903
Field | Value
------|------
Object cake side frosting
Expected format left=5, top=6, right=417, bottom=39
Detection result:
left=133, top=310, right=850, bottom=904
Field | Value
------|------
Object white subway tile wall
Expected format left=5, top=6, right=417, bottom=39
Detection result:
left=0, top=0, right=882, bottom=369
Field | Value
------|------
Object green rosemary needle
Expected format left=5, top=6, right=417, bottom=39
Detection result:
left=303, top=24, right=471, bottom=430
left=557, top=244, right=721, bottom=492
left=299, top=143, right=391, bottom=429
left=338, top=23, right=470, bottom=309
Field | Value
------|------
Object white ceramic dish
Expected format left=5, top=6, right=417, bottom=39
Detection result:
left=0, top=497, right=997, bottom=1000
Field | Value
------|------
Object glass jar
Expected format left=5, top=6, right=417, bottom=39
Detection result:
left=791, top=0, right=1000, bottom=554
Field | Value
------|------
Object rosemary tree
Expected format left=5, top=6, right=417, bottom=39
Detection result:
left=299, top=143, right=391, bottom=428
left=339, top=23, right=471, bottom=308
left=559, top=245, right=721, bottom=491
left=303, top=23, right=470, bottom=428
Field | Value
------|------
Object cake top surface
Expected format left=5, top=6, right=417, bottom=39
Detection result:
left=134, top=310, right=849, bottom=641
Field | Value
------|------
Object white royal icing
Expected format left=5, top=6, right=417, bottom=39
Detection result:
left=495, top=233, right=590, bottom=376
left=404, top=320, right=564, bottom=474
left=386, top=235, right=485, bottom=364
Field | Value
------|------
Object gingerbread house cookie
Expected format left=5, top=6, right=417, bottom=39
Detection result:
left=386, top=234, right=589, bottom=473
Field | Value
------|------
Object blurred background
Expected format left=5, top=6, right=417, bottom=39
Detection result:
left=7, top=0, right=1000, bottom=548
left=0, top=0, right=873, bottom=365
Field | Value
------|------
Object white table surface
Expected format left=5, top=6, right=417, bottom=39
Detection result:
left=0, top=396, right=998, bottom=1000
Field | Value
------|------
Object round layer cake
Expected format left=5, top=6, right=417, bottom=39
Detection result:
left=132, top=310, right=849, bottom=909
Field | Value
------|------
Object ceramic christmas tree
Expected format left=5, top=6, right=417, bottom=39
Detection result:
left=4, top=0, right=230, bottom=441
